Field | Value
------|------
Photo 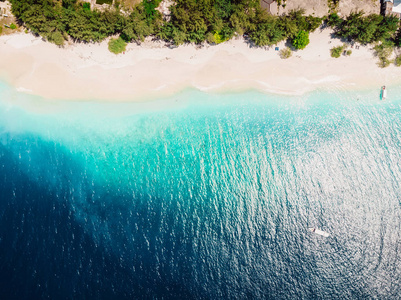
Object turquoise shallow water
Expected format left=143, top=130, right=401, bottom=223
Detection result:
left=1, top=82, right=401, bottom=299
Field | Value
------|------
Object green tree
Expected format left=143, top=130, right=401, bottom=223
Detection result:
left=331, top=11, right=399, bottom=45
left=121, top=5, right=154, bottom=43
left=9, top=0, right=399, bottom=49
left=171, top=27, right=187, bottom=45
left=292, top=30, right=309, bottom=49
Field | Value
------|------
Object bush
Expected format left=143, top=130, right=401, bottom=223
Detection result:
left=10, top=23, right=17, bottom=30
left=0, top=26, right=2, bottom=35
left=395, top=55, right=401, bottom=67
left=279, top=47, right=292, bottom=59
left=108, top=37, right=127, bottom=54
left=330, top=45, right=345, bottom=58
left=346, top=50, right=352, bottom=56
left=292, top=30, right=309, bottom=50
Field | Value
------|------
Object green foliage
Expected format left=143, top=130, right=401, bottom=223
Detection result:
left=276, top=0, right=287, bottom=7
left=10, top=23, right=17, bottom=30
left=394, top=26, right=401, bottom=47
left=229, top=4, right=259, bottom=36
left=374, top=42, right=393, bottom=68
left=82, top=3, right=90, bottom=11
left=216, top=29, right=231, bottom=43
left=168, top=0, right=210, bottom=44
left=96, top=0, right=113, bottom=4
left=330, top=44, right=345, bottom=58
left=166, top=0, right=260, bottom=45
left=48, top=31, right=65, bottom=46
left=143, top=0, right=162, bottom=21
left=279, top=47, right=292, bottom=59
left=346, top=50, right=352, bottom=56
left=292, top=30, right=309, bottom=50
left=395, top=55, right=401, bottom=67
left=7, top=0, right=400, bottom=52
left=305, top=15, right=323, bottom=32
left=206, top=32, right=215, bottom=44
left=328, top=0, right=340, bottom=13
left=0, top=26, right=2, bottom=35
left=281, top=10, right=321, bottom=34
left=9, top=0, right=128, bottom=43
left=121, top=5, right=155, bottom=43
left=207, top=30, right=229, bottom=44
left=62, top=0, right=77, bottom=9
left=171, top=27, right=187, bottom=45
left=250, top=16, right=285, bottom=46
left=330, top=11, right=399, bottom=45
left=7, top=0, right=323, bottom=47
left=326, top=13, right=342, bottom=27
left=248, top=9, right=320, bottom=47
left=108, top=36, right=127, bottom=54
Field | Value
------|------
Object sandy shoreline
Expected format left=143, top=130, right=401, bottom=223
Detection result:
left=1, top=29, right=401, bottom=101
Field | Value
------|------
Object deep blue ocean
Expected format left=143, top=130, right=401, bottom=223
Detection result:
left=1, top=81, right=401, bottom=299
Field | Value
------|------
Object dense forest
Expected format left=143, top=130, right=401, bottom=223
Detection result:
left=6, top=0, right=401, bottom=51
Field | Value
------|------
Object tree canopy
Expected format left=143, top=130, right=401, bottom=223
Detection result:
left=328, top=11, right=400, bottom=45
left=8, top=0, right=401, bottom=51
left=292, top=30, right=309, bottom=49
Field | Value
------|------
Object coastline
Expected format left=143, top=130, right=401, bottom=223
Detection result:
left=1, top=28, right=401, bottom=102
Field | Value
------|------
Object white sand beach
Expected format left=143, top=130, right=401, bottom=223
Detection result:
left=1, top=28, right=401, bottom=101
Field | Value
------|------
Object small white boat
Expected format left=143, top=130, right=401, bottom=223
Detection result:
left=309, top=227, right=330, bottom=237
left=381, top=86, right=387, bottom=100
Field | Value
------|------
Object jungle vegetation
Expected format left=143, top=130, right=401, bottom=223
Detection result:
left=8, top=0, right=401, bottom=53
left=8, top=0, right=322, bottom=47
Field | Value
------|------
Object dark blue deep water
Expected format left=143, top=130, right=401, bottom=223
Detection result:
left=1, top=84, right=401, bottom=299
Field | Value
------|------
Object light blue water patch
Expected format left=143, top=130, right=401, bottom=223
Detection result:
left=1, top=80, right=401, bottom=299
